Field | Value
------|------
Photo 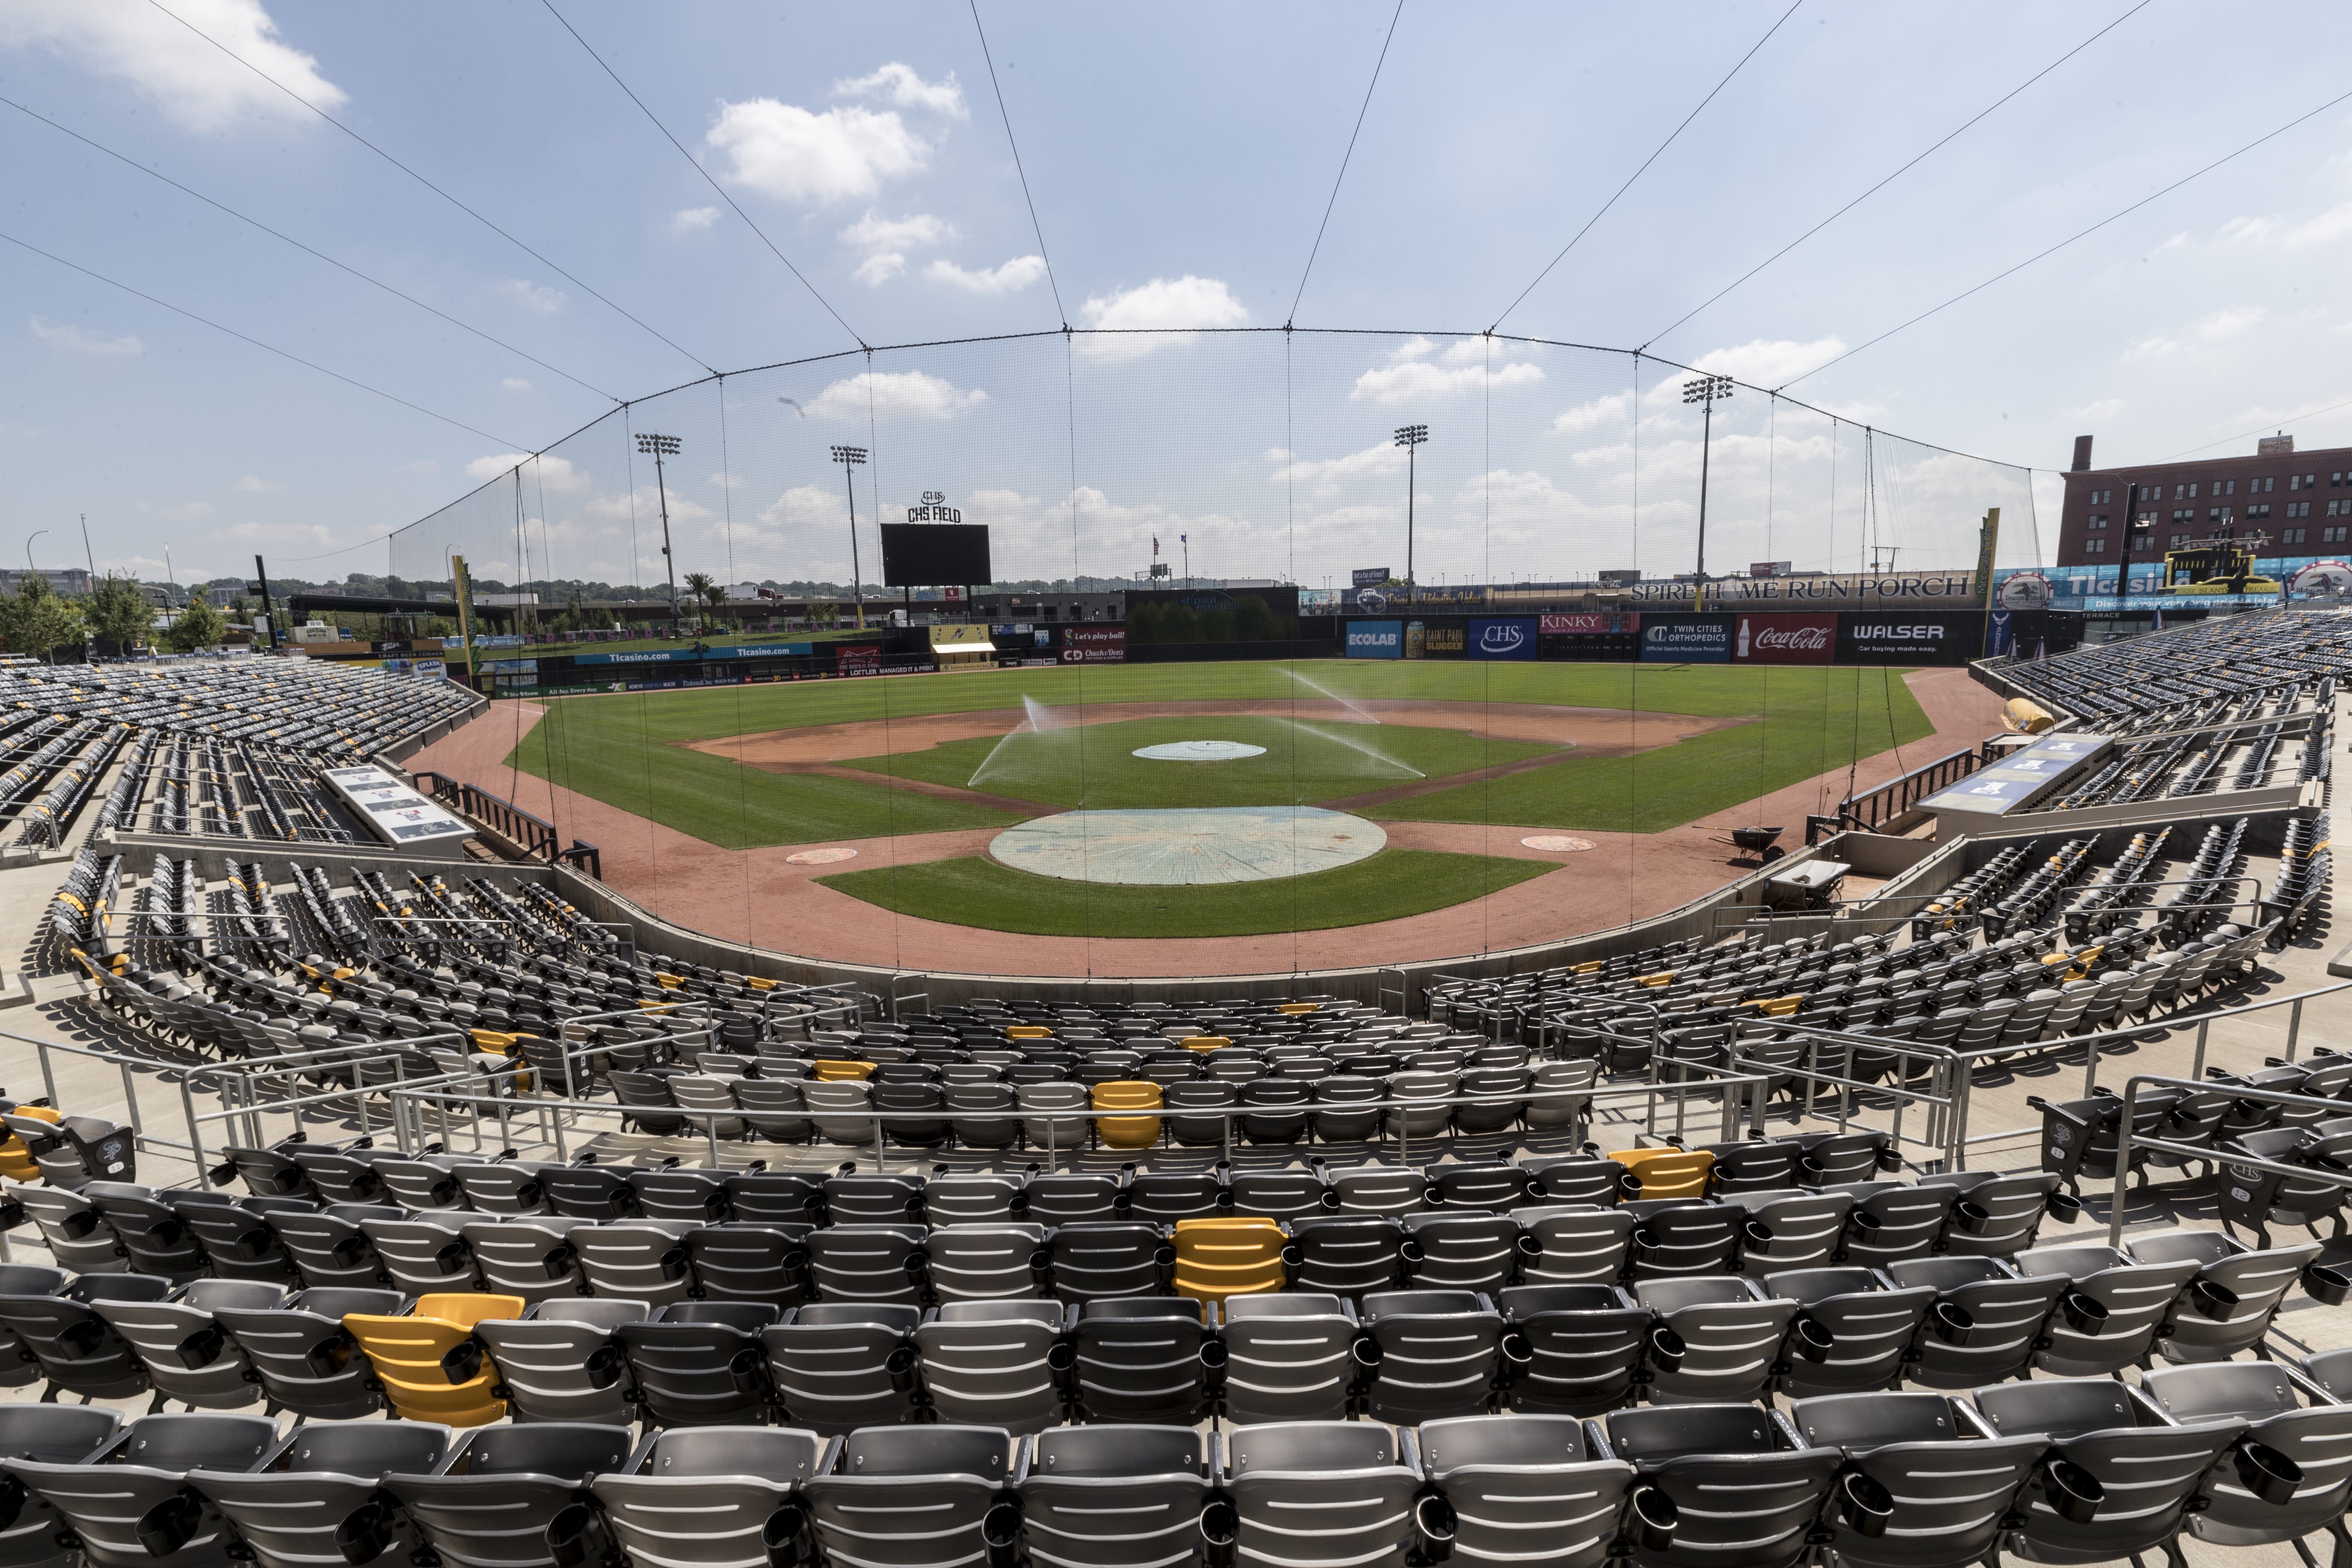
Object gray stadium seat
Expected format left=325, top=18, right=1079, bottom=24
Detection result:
left=1219, top=1292, right=1357, bottom=1425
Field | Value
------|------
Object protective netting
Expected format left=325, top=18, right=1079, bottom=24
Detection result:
left=385, top=329, right=2041, bottom=980
left=391, top=330, right=2039, bottom=598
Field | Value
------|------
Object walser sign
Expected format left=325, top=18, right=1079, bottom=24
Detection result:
left=1836, top=609, right=1985, bottom=665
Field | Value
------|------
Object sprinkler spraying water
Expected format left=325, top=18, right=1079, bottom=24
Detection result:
left=1292, top=720, right=1423, bottom=778
left=1283, top=667, right=1383, bottom=726
left=968, top=696, right=1065, bottom=788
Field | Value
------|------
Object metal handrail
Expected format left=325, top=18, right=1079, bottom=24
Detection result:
left=1831, top=745, right=1983, bottom=836
left=413, top=770, right=559, bottom=859
left=2106, top=1073, right=2352, bottom=1246
left=387, top=1062, right=1773, bottom=1179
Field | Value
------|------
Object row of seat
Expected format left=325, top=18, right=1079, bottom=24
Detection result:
left=5, top=1366, right=2352, bottom=1568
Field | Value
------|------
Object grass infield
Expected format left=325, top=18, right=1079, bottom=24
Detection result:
left=814, top=847, right=1556, bottom=938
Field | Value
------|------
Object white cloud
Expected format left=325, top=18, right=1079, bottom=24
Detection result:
left=833, top=62, right=967, bottom=118
left=30, top=317, right=140, bottom=355
left=839, top=210, right=954, bottom=252
left=707, top=98, right=930, bottom=204
left=581, top=487, right=714, bottom=525
left=2220, top=200, right=2352, bottom=250
left=670, top=206, right=721, bottom=232
left=1552, top=390, right=1633, bottom=434
left=1690, top=336, right=1847, bottom=386
left=498, top=278, right=566, bottom=315
left=1351, top=356, right=1542, bottom=404
left=2128, top=335, right=2179, bottom=360
left=2061, top=398, right=2124, bottom=423
left=1268, top=440, right=1406, bottom=498
left=466, top=453, right=588, bottom=493
left=234, top=475, right=283, bottom=493
left=852, top=252, right=908, bottom=287
left=2196, top=306, right=2265, bottom=340
left=501, top=378, right=533, bottom=392
left=754, top=483, right=845, bottom=533
left=140, top=499, right=217, bottom=523
left=803, top=369, right=987, bottom=421
left=1076, top=276, right=1248, bottom=360
left=926, top=255, right=1047, bottom=294
left=0, top=0, right=345, bottom=134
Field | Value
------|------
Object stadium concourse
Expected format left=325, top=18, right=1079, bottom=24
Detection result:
left=0, top=622, right=2343, bottom=1568
left=401, top=665, right=2007, bottom=977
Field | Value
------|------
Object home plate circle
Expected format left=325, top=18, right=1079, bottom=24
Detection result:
left=1133, top=740, right=1268, bottom=762
left=1522, top=835, right=1596, bottom=852
left=785, top=848, right=858, bottom=865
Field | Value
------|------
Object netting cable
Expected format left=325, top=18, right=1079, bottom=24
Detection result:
left=968, top=0, right=1068, bottom=329
left=144, top=0, right=710, bottom=370
left=1286, top=0, right=1406, bottom=328
left=1639, top=0, right=2154, bottom=352
left=718, top=374, right=756, bottom=963
left=1489, top=0, right=1803, bottom=333
left=538, top=0, right=862, bottom=352
left=1781, top=82, right=2352, bottom=389
left=0, top=230, right=521, bottom=447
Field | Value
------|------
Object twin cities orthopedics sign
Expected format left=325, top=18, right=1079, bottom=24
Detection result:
left=1627, top=572, right=1978, bottom=606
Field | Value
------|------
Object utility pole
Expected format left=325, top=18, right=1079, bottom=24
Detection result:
left=832, top=445, right=868, bottom=629
left=1683, top=375, right=1733, bottom=611
left=78, top=514, right=94, bottom=583
left=1394, top=424, right=1427, bottom=603
left=636, top=433, right=683, bottom=637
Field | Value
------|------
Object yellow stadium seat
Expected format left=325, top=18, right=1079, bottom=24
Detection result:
left=1006, top=1025, right=1054, bottom=1040
left=1091, top=1081, right=1164, bottom=1149
left=1182, top=1036, right=1232, bottom=1053
left=813, top=1059, right=876, bottom=1081
left=1276, top=1003, right=1320, bottom=1015
left=343, top=1292, right=524, bottom=1426
left=1171, top=1216, right=1286, bottom=1304
left=0, top=1104, right=58, bottom=1183
left=1610, top=1146, right=1713, bottom=1201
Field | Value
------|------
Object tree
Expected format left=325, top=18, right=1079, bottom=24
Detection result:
left=0, top=574, right=87, bottom=662
left=162, top=597, right=227, bottom=653
left=81, top=574, right=153, bottom=653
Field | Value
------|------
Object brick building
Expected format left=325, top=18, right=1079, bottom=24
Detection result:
left=2055, top=433, right=2352, bottom=575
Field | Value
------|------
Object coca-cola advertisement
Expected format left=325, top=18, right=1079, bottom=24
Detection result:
left=1731, top=612, right=1837, bottom=665
left=1059, top=625, right=1126, bottom=664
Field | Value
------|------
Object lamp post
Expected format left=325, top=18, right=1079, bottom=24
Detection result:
left=1681, top=374, right=1733, bottom=610
left=2113, top=483, right=2147, bottom=602
left=830, top=445, right=869, bottom=629
left=635, top=433, right=683, bottom=637
left=24, top=530, right=48, bottom=585
left=1393, top=424, right=1427, bottom=602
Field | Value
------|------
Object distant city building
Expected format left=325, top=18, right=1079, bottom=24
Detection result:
left=2056, top=432, right=2352, bottom=571
left=0, top=568, right=91, bottom=596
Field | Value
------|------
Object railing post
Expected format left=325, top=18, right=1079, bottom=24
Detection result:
left=2107, top=1078, right=2142, bottom=1248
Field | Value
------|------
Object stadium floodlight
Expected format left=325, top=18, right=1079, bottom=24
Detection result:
left=832, top=445, right=869, bottom=630
left=1394, top=424, right=1427, bottom=600
left=1681, top=376, right=1734, bottom=609
left=635, top=433, right=684, bottom=636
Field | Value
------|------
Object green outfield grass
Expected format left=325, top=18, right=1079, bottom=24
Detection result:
left=815, top=847, right=1556, bottom=937
left=841, top=714, right=1555, bottom=811
left=1378, top=664, right=1931, bottom=832
left=500, top=659, right=1931, bottom=850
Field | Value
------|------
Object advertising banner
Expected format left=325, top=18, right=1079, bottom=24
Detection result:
left=1345, top=619, right=1403, bottom=659
left=574, top=648, right=701, bottom=665
left=1539, top=611, right=1640, bottom=635
left=1415, top=622, right=1466, bottom=658
left=1630, top=572, right=1976, bottom=606
left=1987, top=608, right=2013, bottom=658
left=1467, top=617, right=1538, bottom=660
left=1731, top=612, right=1836, bottom=664
left=1640, top=616, right=1733, bottom=663
left=1352, top=567, right=1391, bottom=588
left=836, top=643, right=883, bottom=677
left=1059, top=625, right=1127, bottom=664
left=1835, top=612, right=1985, bottom=664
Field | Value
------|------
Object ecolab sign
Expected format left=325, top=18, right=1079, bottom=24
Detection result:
left=1732, top=612, right=1836, bottom=665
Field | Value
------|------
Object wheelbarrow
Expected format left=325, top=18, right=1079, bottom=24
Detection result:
left=1719, top=825, right=1786, bottom=864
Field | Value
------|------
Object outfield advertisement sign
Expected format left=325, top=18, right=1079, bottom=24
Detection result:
left=1059, top=626, right=1126, bottom=664
left=1467, top=618, right=1538, bottom=660
left=1731, top=612, right=1836, bottom=665
left=1836, top=611, right=1985, bottom=664
left=1641, top=617, right=1733, bottom=663
left=1346, top=620, right=1403, bottom=659
left=1539, top=612, right=1639, bottom=635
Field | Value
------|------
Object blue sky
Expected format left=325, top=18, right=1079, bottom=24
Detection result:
left=5, top=1, right=2351, bottom=588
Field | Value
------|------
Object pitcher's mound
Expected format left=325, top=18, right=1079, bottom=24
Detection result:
left=990, top=806, right=1386, bottom=885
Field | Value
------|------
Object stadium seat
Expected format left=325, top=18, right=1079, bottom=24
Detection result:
left=2127, top=1228, right=2324, bottom=1364
left=1882, top=1258, right=2067, bottom=1390
left=1418, top=1413, right=1654, bottom=1568
left=1612, top=1147, right=1712, bottom=1201
left=1219, top=1292, right=1357, bottom=1424
left=91, top=1277, right=284, bottom=1412
left=2141, top=1361, right=2352, bottom=1561
left=1222, top=1421, right=1432, bottom=1568
left=617, top=1301, right=781, bottom=1427
left=2013, top=1241, right=2201, bottom=1377
left=585, top=1426, right=830, bottom=1568
left=189, top=1421, right=453, bottom=1568
left=1783, top=1392, right=2046, bottom=1568
left=1170, top=1215, right=1286, bottom=1303
left=475, top=1299, right=645, bottom=1426
left=916, top=1298, right=1069, bottom=1433
left=341, top=1291, right=525, bottom=1425
left=763, top=1302, right=923, bottom=1434
left=0, top=1406, right=124, bottom=1568
left=1092, top=1082, right=1164, bottom=1149
left=573, top=1219, right=700, bottom=1308
left=806, top=1224, right=931, bottom=1305
left=1760, top=1267, right=1935, bottom=1398
left=383, top=1423, right=636, bottom=1568
left=0, top=1274, right=172, bottom=1402
left=928, top=1222, right=1050, bottom=1303
left=1601, top=1403, right=1842, bottom=1568
left=802, top=1426, right=1017, bottom=1568
left=1016, top=1424, right=1214, bottom=1568
left=9, top=1187, right=126, bottom=1275
left=2, top=1412, right=276, bottom=1568
left=210, top=1285, right=401, bottom=1422
left=1497, top=1283, right=1652, bottom=1415
left=685, top=1223, right=812, bottom=1308
left=1355, top=1288, right=1506, bottom=1424
left=1630, top=1277, right=1799, bottom=1406
left=1070, top=1298, right=1219, bottom=1424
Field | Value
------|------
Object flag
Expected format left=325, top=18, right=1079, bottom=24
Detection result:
left=1152, top=535, right=1159, bottom=556
left=1180, top=533, right=1188, bottom=545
